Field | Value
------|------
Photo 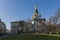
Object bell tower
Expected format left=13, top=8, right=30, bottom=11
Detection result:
left=32, top=5, right=41, bottom=20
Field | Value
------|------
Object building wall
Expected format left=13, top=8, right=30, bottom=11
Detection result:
left=0, top=21, right=6, bottom=34
left=11, top=21, right=25, bottom=34
left=11, top=22, right=20, bottom=34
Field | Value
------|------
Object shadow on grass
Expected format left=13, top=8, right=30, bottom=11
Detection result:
left=1, top=35, right=60, bottom=40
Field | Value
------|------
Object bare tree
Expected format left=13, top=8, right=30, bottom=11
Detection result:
left=55, top=8, right=60, bottom=18
left=55, top=8, right=60, bottom=24
left=48, top=8, right=60, bottom=25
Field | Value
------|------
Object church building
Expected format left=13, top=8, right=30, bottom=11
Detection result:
left=25, top=5, right=46, bottom=33
left=11, top=5, right=46, bottom=34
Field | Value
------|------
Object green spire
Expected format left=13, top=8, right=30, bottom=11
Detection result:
left=32, top=5, right=40, bottom=20
left=34, top=4, right=39, bottom=14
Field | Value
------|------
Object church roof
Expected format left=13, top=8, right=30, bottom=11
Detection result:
left=32, top=5, right=41, bottom=20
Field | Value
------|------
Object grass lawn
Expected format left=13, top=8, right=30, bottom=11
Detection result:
left=1, top=34, right=60, bottom=40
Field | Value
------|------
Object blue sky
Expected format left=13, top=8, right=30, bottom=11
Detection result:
left=0, top=0, right=60, bottom=30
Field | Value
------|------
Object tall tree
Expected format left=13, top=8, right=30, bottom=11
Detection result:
left=55, top=8, right=60, bottom=24
left=48, top=8, right=60, bottom=25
